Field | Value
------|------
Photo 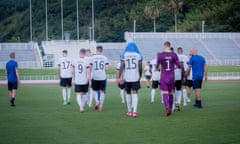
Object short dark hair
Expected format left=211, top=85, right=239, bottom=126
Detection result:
left=96, top=46, right=103, bottom=52
left=164, top=41, right=171, bottom=47
left=9, top=52, right=15, bottom=59
left=170, top=47, right=174, bottom=52
left=80, top=48, right=86, bottom=54
left=62, top=50, right=68, bottom=54
left=177, top=47, right=183, bottom=51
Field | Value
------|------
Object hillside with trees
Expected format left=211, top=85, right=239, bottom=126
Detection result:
left=0, top=0, right=239, bottom=42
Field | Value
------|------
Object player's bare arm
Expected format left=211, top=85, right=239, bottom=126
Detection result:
left=87, top=67, right=92, bottom=87
left=105, top=63, right=109, bottom=71
left=57, top=65, right=61, bottom=79
left=204, top=64, right=208, bottom=82
left=16, top=68, right=20, bottom=85
left=138, top=60, right=143, bottom=80
left=72, top=65, right=75, bottom=82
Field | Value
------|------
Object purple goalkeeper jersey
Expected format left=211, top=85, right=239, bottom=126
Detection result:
left=156, top=51, right=181, bottom=87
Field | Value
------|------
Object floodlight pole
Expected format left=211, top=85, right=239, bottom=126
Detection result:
left=76, top=0, right=79, bottom=41
left=45, top=0, right=48, bottom=41
left=61, top=0, right=64, bottom=40
left=92, top=0, right=95, bottom=41
left=29, top=0, right=32, bottom=42
left=202, top=20, right=205, bottom=33
left=133, top=20, right=136, bottom=40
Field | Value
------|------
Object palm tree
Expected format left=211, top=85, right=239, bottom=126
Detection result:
left=144, top=0, right=162, bottom=32
left=170, top=0, right=183, bottom=32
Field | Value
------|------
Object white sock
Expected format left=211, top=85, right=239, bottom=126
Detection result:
left=120, top=89, right=125, bottom=103
left=151, top=89, right=156, bottom=102
left=132, top=94, right=138, bottom=113
left=126, top=94, right=132, bottom=112
left=172, top=93, right=175, bottom=110
left=88, top=89, right=93, bottom=106
left=82, top=94, right=87, bottom=108
left=77, top=94, right=83, bottom=109
left=182, top=89, right=187, bottom=105
left=160, top=91, right=163, bottom=104
left=100, top=93, right=105, bottom=107
left=93, top=90, right=99, bottom=105
left=62, top=89, right=67, bottom=102
left=67, top=88, right=71, bottom=102
left=178, top=90, right=182, bottom=105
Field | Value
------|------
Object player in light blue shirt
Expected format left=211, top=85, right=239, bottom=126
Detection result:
left=6, top=52, right=20, bottom=107
left=187, top=48, right=208, bottom=108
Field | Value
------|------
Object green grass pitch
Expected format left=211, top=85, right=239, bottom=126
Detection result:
left=0, top=82, right=240, bottom=144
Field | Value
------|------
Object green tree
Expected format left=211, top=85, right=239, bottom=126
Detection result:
left=144, top=0, right=162, bottom=32
left=169, top=0, right=183, bottom=32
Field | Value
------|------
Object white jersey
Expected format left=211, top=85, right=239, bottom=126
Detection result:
left=85, top=56, right=93, bottom=66
left=91, top=54, right=109, bottom=80
left=116, top=62, right=121, bottom=70
left=58, top=57, right=72, bottom=78
left=121, top=52, right=141, bottom=82
left=144, top=65, right=151, bottom=76
left=73, top=57, right=90, bottom=85
left=174, top=68, right=182, bottom=80
left=187, top=68, right=192, bottom=80
left=150, top=59, right=160, bottom=81
left=178, top=54, right=189, bottom=71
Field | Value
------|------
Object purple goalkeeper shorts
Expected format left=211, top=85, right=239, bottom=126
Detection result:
left=160, top=81, right=175, bottom=92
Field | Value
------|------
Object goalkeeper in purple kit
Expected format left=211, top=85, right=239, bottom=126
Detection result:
left=156, top=41, right=181, bottom=117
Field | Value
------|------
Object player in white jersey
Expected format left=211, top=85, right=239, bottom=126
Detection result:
left=144, top=61, right=151, bottom=88
left=91, top=46, right=109, bottom=111
left=174, top=47, right=189, bottom=110
left=116, top=62, right=125, bottom=103
left=72, top=49, right=91, bottom=112
left=150, top=58, right=160, bottom=103
left=58, top=50, right=72, bottom=105
left=184, top=57, right=193, bottom=105
left=85, top=49, right=94, bottom=107
left=118, top=42, right=143, bottom=118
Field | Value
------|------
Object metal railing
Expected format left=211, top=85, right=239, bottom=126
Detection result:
left=0, top=72, right=239, bottom=81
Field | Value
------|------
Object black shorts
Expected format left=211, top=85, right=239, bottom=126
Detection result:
left=175, top=80, right=182, bottom=91
left=192, top=80, right=202, bottom=89
left=118, top=83, right=125, bottom=89
left=152, top=80, right=159, bottom=89
left=125, top=81, right=141, bottom=94
left=60, top=78, right=72, bottom=87
left=145, top=75, right=151, bottom=80
left=75, top=84, right=89, bottom=93
left=91, top=79, right=106, bottom=91
left=186, top=80, right=193, bottom=88
left=8, top=82, right=18, bottom=91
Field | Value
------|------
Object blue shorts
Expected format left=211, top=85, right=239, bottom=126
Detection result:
left=8, top=82, right=18, bottom=91
left=192, top=80, right=202, bottom=89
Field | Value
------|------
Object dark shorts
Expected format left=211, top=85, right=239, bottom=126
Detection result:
left=175, top=80, right=182, bottom=91
left=60, top=78, right=72, bottom=87
left=118, top=83, right=125, bottom=89
left=185, top=80, right=193, bottom=88
left=152, top=80, right=159, bottom=89
left=8, top=82, right=18, bottom=91
left=192, top=80, right=202, bottom=89
left=145, top=75, right=151, bottom=80
left=75, top=84, right=89, bottom=93
left=125, top=81, right=141, bottom=94
left=92, top=79, right=106, bottom=91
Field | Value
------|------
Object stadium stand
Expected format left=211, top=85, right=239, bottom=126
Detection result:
left=0, top=43, right=42, bottom=69
left=125, top=32, right=240, bottom=65
left=42, top=40, right=92, bottom=67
